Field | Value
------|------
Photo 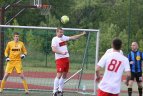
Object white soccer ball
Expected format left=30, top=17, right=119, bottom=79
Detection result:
left=61, top=15, right=69, bottom=24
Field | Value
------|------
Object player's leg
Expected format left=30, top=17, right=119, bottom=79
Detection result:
left=136, top=72, right=142, bottom=96
left=128, top=80, right=133, bottom=96
left=58, top=57, right=69, bottom=94
left=128, top=72, right=134, bottom=96
left=0, top=73, right=10, bottom=92
left=15, top=61, right=29, bottom=94
left=19, top=73, right=29, bottom=94
left=58, top=72, right=67, bottom=96
left=137, top=82, right=142, bottom=96
left=53, top=58, right=66, bottom=95
left=0, top=62, right=13, bottom=92
left=53, top=72, right=62, bottom=96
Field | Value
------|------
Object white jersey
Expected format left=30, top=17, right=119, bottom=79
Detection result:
left=104, top=48, right=123, bottom=55
left=97, top=52, right=130, bottom=94
left=51, top=35, right=70, bottom=60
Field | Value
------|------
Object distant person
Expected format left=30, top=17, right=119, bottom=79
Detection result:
left=96, top=38, right=131, bottom=96
left=0, top=32, right=29, bottom=94
left=51, top=27, right=86, bottom=96
left=127, top=42, right=143, bottom=96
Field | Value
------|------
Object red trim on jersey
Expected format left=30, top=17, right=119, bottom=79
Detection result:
left=97, top=89, right=119, bottom=96
left=56, top=57, right=69, bottom=72
left=59, top=41, right=67, bottom=47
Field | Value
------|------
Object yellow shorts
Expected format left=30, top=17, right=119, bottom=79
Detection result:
left=5, top=61, right=23, bottom=73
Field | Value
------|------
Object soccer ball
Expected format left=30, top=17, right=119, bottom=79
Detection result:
left=61, top=15, right=69, bottom=24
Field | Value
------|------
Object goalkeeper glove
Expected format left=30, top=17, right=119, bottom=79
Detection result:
left=6, top=57, right=10, bottom=62
left=21, top=54, right=26, bottom=59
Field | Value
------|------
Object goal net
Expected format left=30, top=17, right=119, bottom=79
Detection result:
left=0, top=25, right=100, bottom=95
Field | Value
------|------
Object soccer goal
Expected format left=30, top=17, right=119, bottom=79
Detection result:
left=0, top=25, right=100, bottom=95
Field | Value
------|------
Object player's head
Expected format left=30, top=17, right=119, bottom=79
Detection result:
left=131, top=42, right=138, bottom=51
left=13, top=32, right=19, bottom=42
left=112, top=38, right=122, bottom=50
left=56, top=27, right=64, bottom=37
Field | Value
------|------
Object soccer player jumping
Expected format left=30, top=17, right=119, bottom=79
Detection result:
left=51, top=28, right=86, bottom=96
left=0, top=32, right=29, bottom=94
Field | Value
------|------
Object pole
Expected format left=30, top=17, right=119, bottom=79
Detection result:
left=93, top=30, right=100, bottom=95
left=77, top=32, right=91, bottom=90
left=45, top=35, right=48, bottom=67
left=128, top=0, right=131, bottom=52
left=0, top=7, right=5, bottom=80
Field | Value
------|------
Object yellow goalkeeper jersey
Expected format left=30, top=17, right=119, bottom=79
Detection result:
left=5, top=41, right=27, bottom=61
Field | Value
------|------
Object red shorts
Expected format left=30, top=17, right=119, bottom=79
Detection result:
left=97, top=89, right=119, bottom=96
left=56, top=57, right=69, bottom=72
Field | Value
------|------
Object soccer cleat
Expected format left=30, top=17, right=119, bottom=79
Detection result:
left=52, top=92, right=58, bottom=96
left=25, top=90, right=29, bottom=94
left=58, top=91, right=63, bottom=96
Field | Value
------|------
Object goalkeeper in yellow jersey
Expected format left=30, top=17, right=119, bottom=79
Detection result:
left=0, top=32, right=29, bottom=94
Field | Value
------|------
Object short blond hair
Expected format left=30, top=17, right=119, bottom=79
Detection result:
left=13, top=32, right=19, bottom=36
left=56, top=27, right=63, bottom=33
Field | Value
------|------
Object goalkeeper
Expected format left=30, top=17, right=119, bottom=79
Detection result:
left=0, top=32, right=29, bottom=94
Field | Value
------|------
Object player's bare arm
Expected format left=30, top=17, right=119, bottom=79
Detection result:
left=69, top=31, right=86, bottom=40
left=95, top=65, right=102, bottom=82
left=52, top=46, right=67, bottom=55
left=125, top=71, right=131, bottom=86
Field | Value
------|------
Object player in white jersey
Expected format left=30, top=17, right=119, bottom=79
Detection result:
left=51, top=27, right=86, bottom=96
left=96, top=38, right=131, bottom=96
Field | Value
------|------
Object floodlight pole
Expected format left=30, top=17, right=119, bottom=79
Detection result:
left=128, top=0, right=131, bottom=52
left=0, top=7, right=5, bottom=80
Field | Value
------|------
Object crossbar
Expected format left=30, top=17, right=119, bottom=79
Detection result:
left=0, top=25, right=99, bottom=32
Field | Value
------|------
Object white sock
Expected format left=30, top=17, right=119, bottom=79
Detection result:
left=59, top=77, right=65, bottom=92
left=53, top=77, right=59, bottom=93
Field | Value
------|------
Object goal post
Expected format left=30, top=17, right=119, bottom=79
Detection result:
left=0, top=25, right=99, bottom=32
left=0, top=25, right=100, bottom=95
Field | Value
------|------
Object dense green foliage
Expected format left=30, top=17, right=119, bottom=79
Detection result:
left=1, top=0, right=143, bottom=58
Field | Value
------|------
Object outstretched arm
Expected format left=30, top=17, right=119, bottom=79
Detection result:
left=69, top=32, right=86, bottom=40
